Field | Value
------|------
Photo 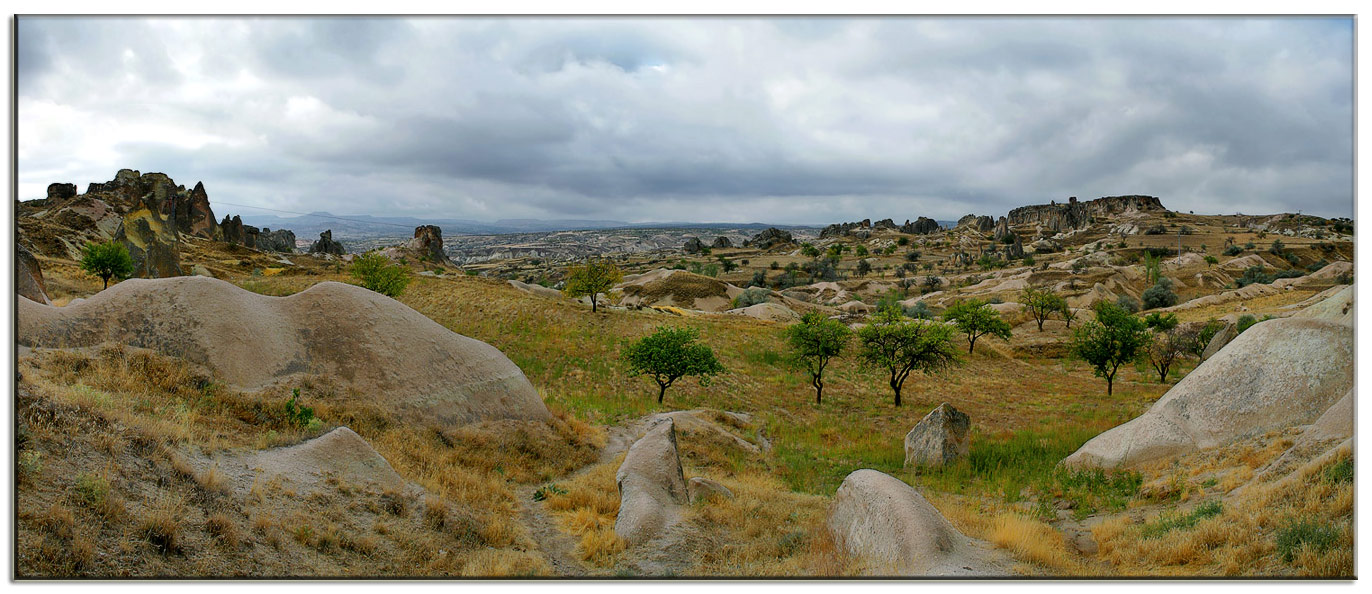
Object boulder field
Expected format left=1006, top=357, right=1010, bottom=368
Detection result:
left=17, top=276, right=551, bottom=426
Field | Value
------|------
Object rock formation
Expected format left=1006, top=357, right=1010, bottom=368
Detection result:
left=409, top=225, right=450, bottom=265
left=1006, top=195, right=1165, bottom=233
left=46, top=183, right=77, bottom=201
left=710, top=236, right=733, bottom=249
left=904, top=402, right=971, bottom=469
left=1063, top=314, right=1353, bottom=469
left=219, top=215, right=259, bottom=248
left=309, top=230, right=346, bottom=255
left=687, top=477, right=734, bottom=503
left=820, top=219, right=873, bottom=239
left=617, top=268, right=744, bottom=312
left=18, top=276, right=551, bottom=425
left=992, top=217, right=1010, bottom=242
left=900, top=217, right=940, bottom=235
left=615, top=418, right=688, bottom=546
left=827, top=469, right=1009, bottom=576
left=16, top=243, right=50, bottom=305
left=174, top=181, right=219, bottom=239
left=682, top=237, right=705, bottom=254
left=256, top=228, right=297, bottom=253
left=744, top=227, right=794, bottom=250
left=1199, top=321, right=1237, bottom=360
left=113, top=191, right=183, bottom=278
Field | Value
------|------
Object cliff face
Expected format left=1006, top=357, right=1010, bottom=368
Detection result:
left=1006, top=195, right=1164, bottom=232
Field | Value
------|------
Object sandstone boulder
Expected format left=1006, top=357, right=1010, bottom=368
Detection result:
left=615, top=418, right=688, bottom=546
left=683, top=237, right=705, bottom=254
left=828, top=469, right=1008, bottom=576
left=1062, top=317, right=1353, bottom=469
left=687, top=477, right=734, bottom=503
left=1292, top=284, right=1353, bottom=325
left=309, top=229, right=346, bottom=255
left=744, top=227, right=793, bottom=250
left=724, top=302, right=800, bottom=323
left=1199, top=321, right=1237, bottom=360
left=18, top=276, right=550, bottom=425
left=904, top=402, right=971, bottom=469
left=710, top=236, right=733, bottom=249
left=16, top=243, right=50, bottom=305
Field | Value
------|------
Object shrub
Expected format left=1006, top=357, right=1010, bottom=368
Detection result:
left=284, top=388, right=322, bottom=430
left=1140, top=279, right=1178, bottom=310
left=622, top=326, right=725, bottom=404
left=907, top=301, right=934, bottom=320
left=942, top=299, right=1012, bottom=354
left=1322, top=456, right=1353, bottom=485
left=800, top=243, right=820, bottom=258
left=855, top=259, right=872, bottom=276
left=1269, top=239, right=1286, bottom=255
left=905, top=250, right=921, bottom=262
left=1204, top=255, right=1218, bottom=266
left=1223, top=245, right=1243, bottom=256
left=1243, top=241, right=1256, bottom=250
left=1143, top=224, right=1167, bottom=235
left=351, top=252, right=410, bottom=297
left=783, top=312, right=853, bottom=405
left=1276, top=518, right=1340, bottom=563
left=1115, top=295, right=1141, bottom=314
left=1143, top=312, right=1179, bottom=331
left=1022, top=254, right=1035, bottom=266
left=1141, top=500, right=1223, bottom=538
left=81, top=240, right=136, bottom=290
left=746, top=270, right=769, bottom=288
left=770, top=261, right=780, bottom=270
left=1235, top=265, right=1275, bottom=288
left=1235, top=314, right=1269, bottom=334
left=854, top=245, right=869, bottom=258
left=732, top=286, right=771, bottom=309
left=897, top=236, right=910, bottom=246
left=564, top=258, right=623, bottom=313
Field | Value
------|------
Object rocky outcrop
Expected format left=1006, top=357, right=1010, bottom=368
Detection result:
left=174, top=181, right=218, bottom=239
left=744, top=227, right=794, bottom=250
left=219, top=215, right=259, bottom=248
left=710, top=236, right=733, bottom=249
left=46, top=183, right=77, bottom=201
left=682, top=237, right=705, bottom=254
left=1006, top=234, right=1025, bottom=259
left=18, top=276, right=551, bottom=425
left=309, top=230, right=346, bottom=255
left=256, top=228, right=297, bottom=253
left=16, top=243, right=50, bottom=305
left=687, top=477, right=734, bottom=503
left=1199, top=321, right=1237, bottom=360
left=820, top=219, right=873, bottom=239
left=1006, top=195, right=1165, bottom=233
left=113, top=191, right=182, bottom=278
left=615, top=418, right=688, bottom=546
left=1030, top=238, right=1061, bottom=254
left=409, top=225, right=450, bottom=265
left=958, top=214, right=995, bottom=232
left=992, top=217, right=1010, bottom=242
left=617, top=269, right=743, bottom=312
left=827, top=469, right=1009, bottom=576
left=725, top=302, right=800, bottom=323
left=1063, top=316, right=1353, bottom=469
left=900, top=217, right=940, bottom=235
left=873, top=218, right=899, bottom=231
left=904, top=403, right=970, bottom=469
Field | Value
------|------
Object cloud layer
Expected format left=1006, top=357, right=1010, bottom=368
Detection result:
left=18, top=17, right=1354, bottom=223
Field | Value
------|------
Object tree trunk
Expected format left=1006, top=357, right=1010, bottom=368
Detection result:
left=591, top=295, right=598, bottom=313
left=103, top=276, right=109, bottom=290
left=1106, top=375, right=1114, bottom=397
left=968, top=336, right=977, bottom=354
left=891, top=378, right=902, bottom=407
left=814, top=376, right=823, bottom=405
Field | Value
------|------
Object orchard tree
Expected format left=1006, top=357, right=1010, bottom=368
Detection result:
left=942, top=299, right=1012, bottom=354
left=564, top=257, right=623, bottom=313
left=1021, top=286, right=1066, bottom=332
left=1145, top=328, right=1191, bottom=384
left=783, top=312, right=852, bottom=405
left=623, top=326, right=725, bottom=404
left=858, top=309, right=960, bottom=407
left=1059, top=302, right=1079, bottom=329
left=1069, top=301, right=1150, bottom=396
left=80, top=240, right=135, bottom=290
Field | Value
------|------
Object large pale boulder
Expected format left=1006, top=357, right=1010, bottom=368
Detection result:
left=827, top=469, right=1008, bottom=576
left=904, top=402, right=970, bottom=469
left=16, top=243, right=50, bottom=305
left=1292, top=284, right=1353, bottom=325
left=1063, top=317, right=1353, bottom=469
left=17, top=276, right=550, bottom=425
left=724, top=302, right=800, bottom=323
left=614, top=418, right=688, bottom=546
left=687, top=477, right=734, bottom=503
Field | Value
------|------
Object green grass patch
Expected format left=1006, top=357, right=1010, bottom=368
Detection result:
left=1321, top=456, right=1353, bottom=485
left=1275, top=517, right=1340, bottom=563
left=1140, top=500, right=1223, bottom=538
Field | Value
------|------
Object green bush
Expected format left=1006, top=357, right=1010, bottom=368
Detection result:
left=351, top=252, right=411, bottom=297
left=732, top=287, right=772, bottom=309
left=81, top=239, right=136, bottom=289
left=1115, top=295, right=1141, bottom=314
left=1141, top=279, right=1178, bottom=310
left=622, top=326, right=725, bottom=404
left=1321, top=457, right=1353, bottom=485
left=1223, top=245, right=1243, bottom=256
left=1236, top=314, right=1259, bottom=334
left=1143, top=312, right=1179, bottom=331
left=284, top=387, right=321, bottom=429
left=1235, top=265, right=1275, bottom=288
left=1275, top=518, right=1340, bottom=563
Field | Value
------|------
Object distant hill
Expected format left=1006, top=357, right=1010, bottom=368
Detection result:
left=236, top=211, right=816, bottom=238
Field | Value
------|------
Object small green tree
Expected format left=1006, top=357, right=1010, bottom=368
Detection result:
left=1145, top=329, right=1188, bottom=384
left=1141, top=278, right=1178, bottom=309
left=563, top=258, right=623, bottom=313
left=350, top=252, right=411, bottom=297
left=942, top=299, right=1012, bottom=354
left=1021, top=286, right=1066, bottom=332
left=622, top=326, right=725, bottom=404
left=1069, top=301, right=1150, bottom=396
left=855, top=245, right=869, bottom=258
left=81, top=240, right=135, bottom=289
left=1059, top=302, right=1078, bottom=329
left=857, top=309, right=960, bottom=406
left=784, top=312, right=853, bottom=405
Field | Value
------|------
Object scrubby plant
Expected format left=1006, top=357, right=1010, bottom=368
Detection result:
left=1022, top=254, right=1035, bottom=266
left=857, top=309, right=960, bottom=407
left=622, top=326, right=725, bottom=404
left=783, top=312, right=853, bottom=405
left=1143, top=312, right=1179, bottom=332
left=1204, top=255, right=1218, bottom=266
left=1021, top=287, right=1066, bottom=332
left=1235, top=265, right=1275, bottom=288
left=907, top=301, right=934, bottom=320
left=942, top=299, right=1012, bottom=354
left=284, top=388, right=322, bottom=430
left=1243, top=241, right=1256, bottom=250
left=855, top=259, right=872, bottom=277
left=1235, top=314, right=1270, bottom=335
left=732, top=286, right=771, bottom=309
left=1223, top=244, right=1243, bottom=256
left=563, top=257, right=623, bottom=313
left=800, top=243, right=820, bottom=258
left=1141, top=500, right=1223, bottom=538
left=351, top=251, right=410, bottom=297
left=1276, top=518, right=1340, bottom=563
left=1269, top=239, right=1286, bottom=256
left=855, top=245, right=869, bottom=258
left=905, top=250, right=921, bottom=262
left=1070, top=301, right=1150, bottom=396
left=747, top=270, right=768, bottom=288
left=1145, top=328, right=1188, bottom=383
left=81, top=239, right=136, bottom=289
left=897, top=236, right=910, bottom=246
left=1115, top=294, right=1141, bottom=314
left=1140, top=278, right=1178, bottom=310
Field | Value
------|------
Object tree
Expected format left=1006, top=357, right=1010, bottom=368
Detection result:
left=1059, top=302, right=1078, bottom=329
left=1141, top=278, right=1178, bottom=309
left=563, top=258, right=623, bottom=313
left=855, top=259, right=872, bottom=276
left=942, top=299, right=1012, bottom=354
left=1021, top=287, right=1066, bottom=332
left=622, top=326, right=725, bottom=404
left=1143, top=312, right=1179, bottom=331
left=855, top=245, right=869, bottom=258
left=80, top=240, right=135, bottom=290
left=1145, top=329, right=1188, bottom=384
left=351, top=252, right=411, bottom=297
left=1069, top=301, right=1150, bottom=396
left=784, top=312, right=853, bottom=405
left=857, top=309, right=960, bottom=406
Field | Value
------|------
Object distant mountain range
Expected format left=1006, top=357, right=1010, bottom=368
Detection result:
left=233, top=211, right=821, bottom=238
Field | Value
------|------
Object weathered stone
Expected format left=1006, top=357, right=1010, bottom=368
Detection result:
left=46, top=183, right=77, bottom=201
left=615, top=418, right=688, bottom=546
left=1199, top=322, right=1236, bottom=360
left=113, top=192, right=182, bottom=278
left=683, top=236, right=705, bottom=254
left=409, top=225, right=450, bottom=265
left=710, top=236, right=733, bottom=249
left=744, top=227, right=794, bottom=250
left=904, top=402, right=971, bottom=468
left=900, top=217, right=940, bottom=235
left=687, top=477, right=734, bottom=503
left=174, top=181, right=218, bottom=239
left=257, top=228, right=297, bottom=253
left=309, top=230, right=346, bottom=255
left=16, top=243, right=50, bottom=304
left=1007, top=195, right=1164, bottom=233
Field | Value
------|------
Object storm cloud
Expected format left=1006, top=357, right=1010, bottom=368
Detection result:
left=17, top=17, right=1354, bottom=223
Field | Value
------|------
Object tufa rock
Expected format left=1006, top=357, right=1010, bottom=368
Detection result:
left=683, top=236, right=706, bottom=254
left=710, top=236, right=733, bottom=249
left=904, top=402, right=971, bottom=469
left=687, top=477, right=734, bottom=503
left=1063, top=316, right=1353, bottom=469
left=257, top=228, right=297, bottom=253
left=409, top=225, right=450, bottom=265
left=1199, top=321, right=1237, bottom=360
left=113, top=191, right=182, bottom=278
left=174, top=181, right=218, bottom=239
left=16, top=243, right=50, bottom=305
left=615, top=418, right=688, bottom=546
left=900, top=217, right=940, bottom=235
left=46, top=183, right=77, bottom=201
left=744, top=227, right=794, bottom=250
left=220, top=215, right=260, bottom=249
left=1007, top=195, right=1164, bottom=233
left=309, top=230, right=346, bottom=255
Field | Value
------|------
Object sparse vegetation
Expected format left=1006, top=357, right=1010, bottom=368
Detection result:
left=563, top=258, right=623, bottom=313
left=622, top=326, right=725, bottom=403
left=80, top=240, right=135, bottom=289
left=350, top=251, right=411, bottom=297
left=1021, top=287, right=1065, bottom=332
left=942, top=299, right=1012, bottom=354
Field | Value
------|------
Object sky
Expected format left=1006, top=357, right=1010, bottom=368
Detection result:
left=16, top=17, right=1355, bottom=224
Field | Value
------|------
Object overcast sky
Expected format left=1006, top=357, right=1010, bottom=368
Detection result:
left=17, top=17, right=1354, bottom=224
